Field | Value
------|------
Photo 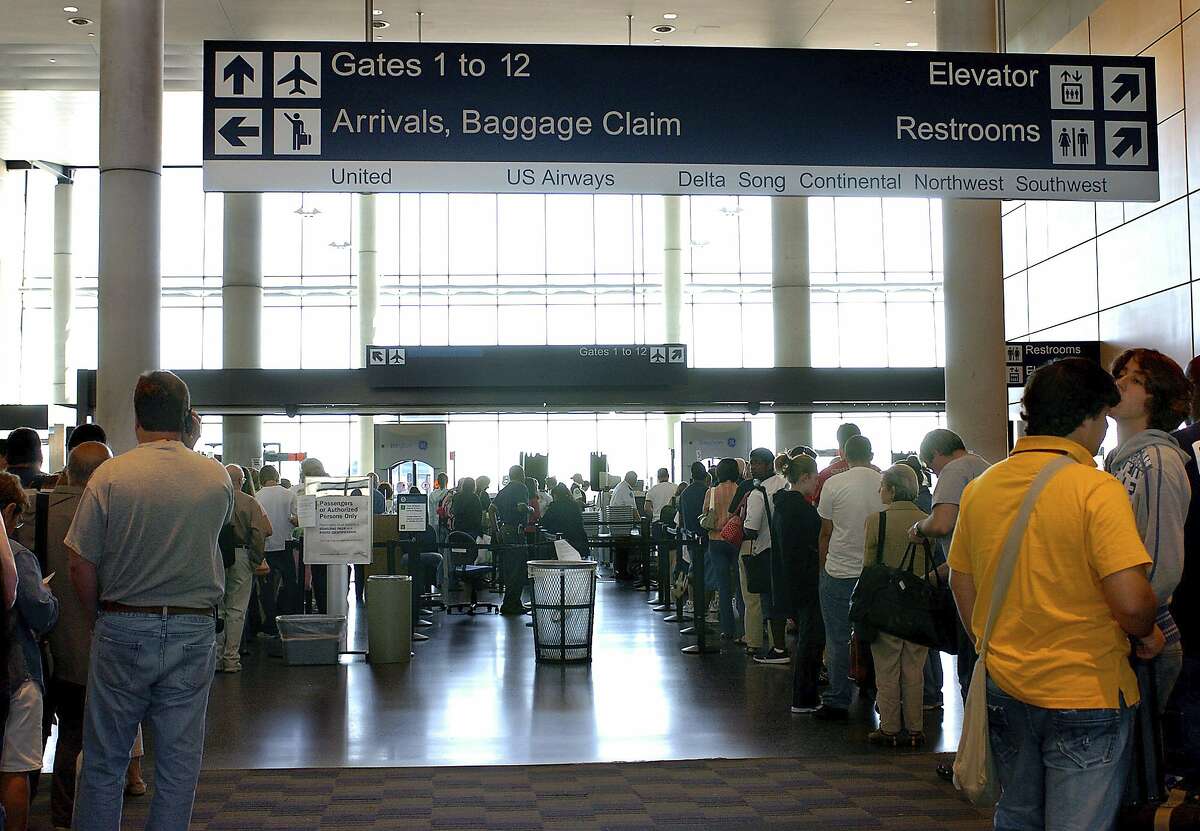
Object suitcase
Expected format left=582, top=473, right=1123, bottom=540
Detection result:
left=1117, top=657, right=1200, bottom=829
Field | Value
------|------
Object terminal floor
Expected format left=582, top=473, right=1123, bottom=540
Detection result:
left=199, top=578, right=966, bottom=770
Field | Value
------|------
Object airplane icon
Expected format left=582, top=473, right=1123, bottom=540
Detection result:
left=277, top=55, right=317, bottom=95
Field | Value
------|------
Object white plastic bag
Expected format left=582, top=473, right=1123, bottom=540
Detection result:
left=554, top=538, right=582, bottom=561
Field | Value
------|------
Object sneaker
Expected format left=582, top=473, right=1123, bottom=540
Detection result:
left=790, top=704, right=819, bottom=714
left=125, top=778, right=148, bottom=797
left=935, top=763, right=955, bottom=782
left=811, top=704, right=849, bottom=722
left=753, top=648, right=790, bottom=665
left=867, top=729, right=901, bottom=747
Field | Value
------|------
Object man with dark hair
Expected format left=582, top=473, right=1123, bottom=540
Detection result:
left=66, top=370, right=234, bottom=831
left=949, top=358, right=1161, bottom=829
left=1106, top=349, right=1189, bottom=718
left=494, top=465, right=531, bottom=615
left=4, top=429, right=48, bottom=490
left=67, top=423, right=107, bottom=453
left=256, top=464, right=299, bottom=629
left=811, top=423, right=861, bottom=505
left=814, top=434, right=882, bottom=720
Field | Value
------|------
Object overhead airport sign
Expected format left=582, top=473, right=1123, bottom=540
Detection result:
left=365, top=344, right=686, bottom=388
left=203, top=41, right=1158, bottom=201
left=1005, top=341, right=1101, bottom=387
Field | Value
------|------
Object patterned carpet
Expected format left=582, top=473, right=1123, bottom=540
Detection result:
left=84, top=754, right=992, bottom=830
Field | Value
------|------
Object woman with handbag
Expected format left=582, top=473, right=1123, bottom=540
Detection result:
left=701, top=458, right=742, bottom=641
left=863, top=464, right=930, bottom=747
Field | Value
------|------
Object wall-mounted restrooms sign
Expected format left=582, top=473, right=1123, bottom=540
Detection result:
left=203, top=41, right=1158, bottom=201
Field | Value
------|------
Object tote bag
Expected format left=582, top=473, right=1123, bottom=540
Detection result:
left=954, top=456, right=1072, bottom=807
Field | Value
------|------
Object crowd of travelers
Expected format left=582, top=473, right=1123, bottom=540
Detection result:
left=0, top=346, right=1198, bottom=830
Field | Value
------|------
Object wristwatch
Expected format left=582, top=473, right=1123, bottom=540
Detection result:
left=910, top=522, right=924, bottom=538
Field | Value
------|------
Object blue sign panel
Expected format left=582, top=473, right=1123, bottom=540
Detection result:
left=203, top=41, right=1158, bottom=201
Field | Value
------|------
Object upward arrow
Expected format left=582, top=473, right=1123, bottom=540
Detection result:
left=1112, top=126, right=1143, bottom=159
left=1111, top=72, right=1141, bottom=103
left=223, top=55, right=254, bottom=95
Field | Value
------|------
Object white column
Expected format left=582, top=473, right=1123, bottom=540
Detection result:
left=52, top=179, right=73, bottom=405
left=221, top=192, right=262, bottom=467
left=938, top=0, right=1009, bottom=463
left=663, top=196, right=683, bottom=476
left=772, top=197, right=812, bottom=451
left=96, top=0, right=163, bottom=453
left=356, top=193, right=377, bottom=477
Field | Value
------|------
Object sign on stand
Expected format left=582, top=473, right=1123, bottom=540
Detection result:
left=1005, top=341, right=1101, bottom=387
left=204, top=41, right=1157, bottom=201
left=396, top=493, right=428, bottom=533
left=299, top=477, right=373, bottom=565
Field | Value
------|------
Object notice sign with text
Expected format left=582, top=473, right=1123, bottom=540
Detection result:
left=300, top=477, right=373, bottom=565
left=203, top=41, right=1157, bottom=201
left=396, top=493, right=428, bottom=533
left=1005, top=341, right=1101, bottom=387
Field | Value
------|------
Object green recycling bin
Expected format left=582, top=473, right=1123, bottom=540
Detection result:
left=367, top=574, right=412, bottom=663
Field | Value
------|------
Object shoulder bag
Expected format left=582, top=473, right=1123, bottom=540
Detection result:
left=849, top=510, right=960, bottom=654
left=699, top=488, right=720, bottom=531
left=739, top=487, right=773, bottom=593
left=719, top=492, right=749, bottom=548
left=954, top=455, right=1073, bottom=807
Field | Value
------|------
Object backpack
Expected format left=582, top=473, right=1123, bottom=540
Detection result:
left=437, top=489, right=456, bottom=527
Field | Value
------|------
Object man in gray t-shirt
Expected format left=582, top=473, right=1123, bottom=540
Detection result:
left=66, top=370, right=233, bottom=831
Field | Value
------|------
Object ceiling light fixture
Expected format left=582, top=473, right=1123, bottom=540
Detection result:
left=652, top=24, right=675, bottom=33
left=68, top=17, right=92, bottom=25
left=63, top=5, right=78, bottom=12
left=906, top=41, right=919, bottom=46
left=873, top=41, right=881, bottom=46
left=87, top=32, right=94, bottom=36
left=662, top=12, right=678, bottom=19
left=372, top=19, right=389, bottom=28
left=48, top=58, right=57, bottom=63
left=372, top=8, right=383, bottom=14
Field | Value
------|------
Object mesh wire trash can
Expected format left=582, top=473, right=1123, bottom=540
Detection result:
left=276, top=614, right=346, bottom=665
left=528, top=560, right=598, bottom=663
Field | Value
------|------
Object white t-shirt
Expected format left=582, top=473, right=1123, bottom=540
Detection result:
left=257, top=484, right=297, bottom=552
left=645, top=481, right=676, bottom=518
left=609, top=481, right=637, bottom=509
left=744, top=475, right=786, bottom=555
left=817, top=465, right=883, bottom=579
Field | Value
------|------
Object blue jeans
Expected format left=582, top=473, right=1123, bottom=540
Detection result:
left=818, top=571, right=857, bottom=709
left=924, top=649, right=944, bottom=705
left=987, top=678, right=1133, bottom=831
left=74, top=612, right=217, bottom=831
left=705, top=540, right=738, bottom=637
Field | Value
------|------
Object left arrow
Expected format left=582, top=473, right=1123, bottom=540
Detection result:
left=218, top=116, right=259, bottom=147
left=223, top=55, right=255, bottom=96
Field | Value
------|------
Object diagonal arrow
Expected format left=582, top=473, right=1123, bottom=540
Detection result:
left=218, top=115, right=259, bottom=148
left=1112, top=126, right=1143, bottom=159
left=222, top=55, right=255, bottom=96
left=1111, top=72, right=1141, bottom=104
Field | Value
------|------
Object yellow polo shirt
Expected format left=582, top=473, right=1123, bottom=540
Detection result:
left=948, top=435, right=1151, bottom=709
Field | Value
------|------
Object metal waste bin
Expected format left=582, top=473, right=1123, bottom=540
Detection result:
left=276, top=615, right=345, bottom=665
left=528, top=560, right=598, bottom=663
left=367, top=574, right=412, bottom=663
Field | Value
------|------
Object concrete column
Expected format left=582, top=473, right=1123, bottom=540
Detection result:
left=938, top=0, right=1009, bottom=464
left=52, top=180, right=73, bottom=405
left=96, top=0, right=163, bottom=453
left=663, top=196, right=683, bottom=476
left=221, top=192, right=262, bottom=467
left=772, top=197, right=812, bottom=451
left=356, top=193, right=377, bottom=477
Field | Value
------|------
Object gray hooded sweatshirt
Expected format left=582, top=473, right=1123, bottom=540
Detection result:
left=1105, top=429, right=1189, bottom=645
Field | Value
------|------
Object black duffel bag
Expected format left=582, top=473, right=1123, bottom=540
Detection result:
left=849, top=511, right=959, bottom=654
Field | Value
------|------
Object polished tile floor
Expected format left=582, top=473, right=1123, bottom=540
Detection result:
left=199, top=578, right=964, bottom=771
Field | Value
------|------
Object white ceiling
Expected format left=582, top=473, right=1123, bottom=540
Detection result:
left=0, top=0, right=949, bottom=166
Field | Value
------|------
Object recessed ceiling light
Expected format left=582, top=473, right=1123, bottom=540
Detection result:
left=87, top=32, right=94, bottom=36
left=906, top=41, right=919, bottom=47
left=904, top=0, right=913, bottom=4
left=372, top=8, right=383, bottom=14
left=371, top=19, right=389, bottom=28
left=654, top=38, right=662, bottom=42
left=873, top=41, right=881, bottom=46
left=662, top=12, right=678, bottom=19
left=63, top=5, right=78, bottom=12
left=48, top=58, right=57, bottom=63
left=652, top=23, right=675, bottom=33
left=68, top=17, right=92, bottom=25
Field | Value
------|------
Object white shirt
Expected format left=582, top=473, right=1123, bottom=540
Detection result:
left=609, top=481, right=637, bottom=509
left=257, top=483, right=297, bottom=552
left=744, top=475, right=786, bottom=555
left=428, top=486, right=447, bottom=526
left=644, top=481, right=676, bottom=518
left=817, top=465, right=883, bottom=579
